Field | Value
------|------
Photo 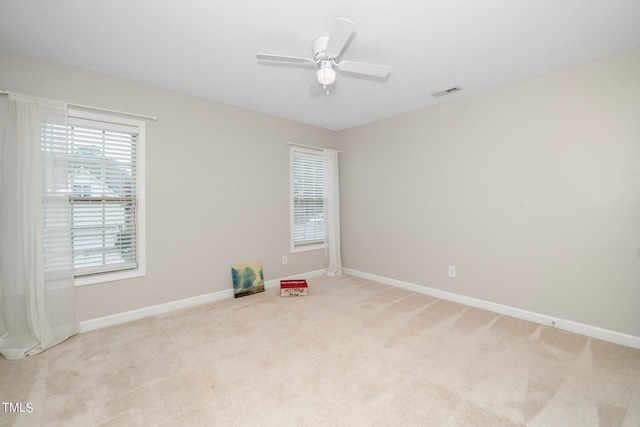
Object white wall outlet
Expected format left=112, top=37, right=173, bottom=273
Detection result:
left=282, top=255, right=288, bottom=265
left=448, top=266, right=456, bottom=277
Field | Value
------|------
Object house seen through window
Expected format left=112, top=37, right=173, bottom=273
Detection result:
left=291, top=146, right=324, bottom=251
left=51, top=111, right=146, bottom=284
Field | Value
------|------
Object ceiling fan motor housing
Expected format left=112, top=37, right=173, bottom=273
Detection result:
left=312, top=35, right=332, bottom=61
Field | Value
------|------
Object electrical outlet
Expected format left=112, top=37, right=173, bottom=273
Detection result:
left=282, top=255, right=288, bottom=265
left=448, top=266, right=456, bottom=277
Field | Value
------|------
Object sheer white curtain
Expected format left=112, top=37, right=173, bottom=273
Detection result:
left=0, top=93, right=79, bottom=360
left=323, top=149, right=342, bottom=276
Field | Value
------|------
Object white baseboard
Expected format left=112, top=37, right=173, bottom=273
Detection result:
left=80, top=267, right=639, bottom=349
left=79, top=289, right=230, bottom=333
left=343, top=268, right=640, bottom=349
left=79, top=269, right=326, bottom=333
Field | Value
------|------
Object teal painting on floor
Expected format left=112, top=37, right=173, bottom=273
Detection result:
left=231, top=261, right=265, bottom=298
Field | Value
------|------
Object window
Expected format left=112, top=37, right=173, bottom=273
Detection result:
left=66, top=110, right=145, bottom=285
left=291, top=146, right=324, bottom=252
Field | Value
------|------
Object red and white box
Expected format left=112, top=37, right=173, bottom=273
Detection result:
left=280, top=279, right=308, bottom=296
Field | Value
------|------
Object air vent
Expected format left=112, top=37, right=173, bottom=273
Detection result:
left=431, top=86, right=461, bottom=97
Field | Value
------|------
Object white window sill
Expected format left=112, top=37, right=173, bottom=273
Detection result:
left=75, top=268, right=145, bottom=287
left=291, top=243, right=325, bottom=253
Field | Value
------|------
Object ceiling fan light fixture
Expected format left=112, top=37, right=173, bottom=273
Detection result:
left=317, top=61, right=336, bottom=86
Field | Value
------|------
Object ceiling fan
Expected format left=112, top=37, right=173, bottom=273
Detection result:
left=256, top=18, right=390, bottom=91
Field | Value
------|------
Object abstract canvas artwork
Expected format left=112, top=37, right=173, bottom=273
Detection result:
left=231, top=261, right=265, bottom=298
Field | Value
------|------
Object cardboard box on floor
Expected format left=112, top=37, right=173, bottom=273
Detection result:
left=280, top=279, right=308, bottom=296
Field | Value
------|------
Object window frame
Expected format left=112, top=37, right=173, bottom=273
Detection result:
left=68, top=109, right=146, bottom=286
left=290, top=145, right=325, bottom=253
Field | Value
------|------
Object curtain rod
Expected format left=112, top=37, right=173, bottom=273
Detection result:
left=0, top=90, right=158, bottom=122
left=288, top=142, right=341, bottom=153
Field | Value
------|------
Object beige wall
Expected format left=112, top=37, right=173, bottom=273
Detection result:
left=0, top=48, right=337, bottom=321
left=338, top=49, right=640, bottom=336
left=2, top=47, right=639, bottom=337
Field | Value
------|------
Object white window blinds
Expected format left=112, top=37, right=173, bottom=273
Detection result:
left=291, top=147, right=324, bottom=247
left=42, top=120, right=75, bottom=279
left=67, top=116, right=140, bottom=276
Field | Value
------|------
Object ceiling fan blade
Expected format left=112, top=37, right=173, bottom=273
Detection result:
left=325, top=17, right=355, bottom=58
left=256, top=53, right=315, bottom=64
left=338, top=61, right=390, bottom=78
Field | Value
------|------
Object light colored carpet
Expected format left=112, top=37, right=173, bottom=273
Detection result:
left=1, top=275, right=639, bottom=426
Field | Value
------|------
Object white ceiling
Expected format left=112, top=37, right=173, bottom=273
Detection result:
left=1, top=0, right=639, bottom=131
